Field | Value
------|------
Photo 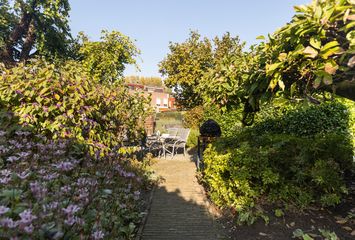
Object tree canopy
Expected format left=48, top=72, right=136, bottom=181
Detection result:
left=159, top=31, right=213, bottom=109
left=160, top=0, right=354, bottom=125
left=159, top=31, right=245, bottom=109
left=78, top=30, right=140, bottom=84
left=125, top=76, right=163, bottom=87
left=0, top=0, right=73, bottom=65
left=237, top=0, right=355, bottom=124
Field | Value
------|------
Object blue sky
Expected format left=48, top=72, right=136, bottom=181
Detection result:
left=69, top=0, right=310, bottom=77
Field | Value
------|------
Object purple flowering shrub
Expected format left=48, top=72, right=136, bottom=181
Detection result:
left=0, top=129, right=151, bottom=239
left=0, top=60, right=150, bottom=150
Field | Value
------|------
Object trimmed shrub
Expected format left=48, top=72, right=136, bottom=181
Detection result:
left=202, top=101, right=354, bottom=221
left=252, top=101, right=350, bottom=137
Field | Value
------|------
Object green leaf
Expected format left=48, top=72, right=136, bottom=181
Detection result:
left=310, top=36, right=321, bottom=49
left=290, top=82, right=297, bottom=96
left=256, top=35, right=265, bottom=40
left=303, top=234, right=314, bottom=240
left=320, top=41, right=341, bottom=59
left=39, top=87, right=49, bottom=96
left=274, top=209, right=284, bottom=217
left=313, top=77, right=322, bottom=88
left=293, top=229, right=305, bottom=238
left=323, top=73, right=333, bottom=85
left=278, top=53, right=287, bottom=61
left=266, top=62, right=282, bottom=75
left=321, top=41, right=339, bottom=52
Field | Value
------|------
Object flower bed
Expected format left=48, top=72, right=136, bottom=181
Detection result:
left=0, top=129, right=150, bottom=239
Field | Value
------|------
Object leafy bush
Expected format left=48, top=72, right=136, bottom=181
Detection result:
left=182, top=106, right=204, bottom=129
left=203, top=106, right=243, bottom=137
left=0, top=60, right=150, bottom=150
left=186, top=128, right=199, bottom=148
left=0, top=128, right=152, bottom=239
left=202, top=102, right=354, bottom=222
left=252, top=101, right=350, bottom=137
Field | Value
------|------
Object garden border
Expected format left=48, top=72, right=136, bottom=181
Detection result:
left=134, top=184, right=156, bottom=240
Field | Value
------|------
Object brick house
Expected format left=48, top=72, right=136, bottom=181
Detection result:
left=127, top=83, right=176, bottom=112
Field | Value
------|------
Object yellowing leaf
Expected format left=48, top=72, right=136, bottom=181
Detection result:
left=348, top=56, right=355, bottom=68
left=268, top=77, right=279, bottom=90
left=347, top=14, right=355, bottom=21
left=303, top=46, right=318, bottom=58
left=324, top=62, right=338, bottom=75
left=343, top=9, right=351, bottom=23
left=54, top=94, right=60, bottom=100
left=278, top=53, right=287, bottom=61
left=278, top=80, right=285, bottom=91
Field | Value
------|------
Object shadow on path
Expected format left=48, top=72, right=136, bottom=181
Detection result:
left=140, top=157, right=227, bottom=240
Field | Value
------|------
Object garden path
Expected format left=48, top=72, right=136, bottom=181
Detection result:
left=140, top=153, right=227, bottom=240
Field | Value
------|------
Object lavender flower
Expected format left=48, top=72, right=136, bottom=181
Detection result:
left=92, top=230, right=105, bottom=240
left=7, top=156, right=20, bottom=163
left=17, top=170, right=31, bottom=180
left=0, top=177, right=11, bottom=184
left=60, top=185, right=72, bottom=194
left=0, top=145, right=8, bottom=154
left=24, top=224, right=34, bottom=233
left=0, top=205, right=10, bottom=215
left=133, top=190, right=140, bottom=200
left=30, top=181, right=47, bottom=199
left=15, top=131, right=30, bottom=136
left=64, top=216, right=75, bottom=226
left=17, top=151, right=31, bottom=159
left=43, top=173, right=59, bottom=180
left=0, top=217, right=18, bottom=228
left=0, top=130, right=6, bottom=137
left=1, top=169, right=11, bottom=177
left=62, top=204, right=80, bottom=215
left=19, top=209, right=37, bottom=225
left=52, top=161, right=74, bottom=171
left=54, top=150, right=66, bottom=156
left=42, top=201, right=59, bottom=212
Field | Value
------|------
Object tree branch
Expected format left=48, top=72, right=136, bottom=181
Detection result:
left=20, top=20, right=36, bottom=61
left=4, top=11, right=32, bottom=63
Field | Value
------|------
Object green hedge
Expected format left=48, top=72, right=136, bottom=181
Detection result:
left=202, top=101, right=354, bottom=224
left=252, top=102, right=350, bottom=137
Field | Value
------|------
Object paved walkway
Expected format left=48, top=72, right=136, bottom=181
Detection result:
left=141, top=153, right=227, bottom=240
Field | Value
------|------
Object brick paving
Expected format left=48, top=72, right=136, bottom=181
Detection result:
left=141, top=154, right=227, bottom=240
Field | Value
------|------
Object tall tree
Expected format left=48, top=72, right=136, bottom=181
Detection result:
left=159, top=31, right=213, bottom=109
left=0, top=0, right=72, bottom=66
left=159, top=31, right=247, bottom=109
left=79, top=30, right=140, bottom=85
left=199, top=33, right=247, bottom=111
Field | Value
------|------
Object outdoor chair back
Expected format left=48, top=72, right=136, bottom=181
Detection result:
left=163, top=128, right=190, bottom=158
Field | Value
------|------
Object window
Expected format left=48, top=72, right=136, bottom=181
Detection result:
left=163, top=98, right=168, bottom=107
left=156, top=98, right=161, bottom=106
